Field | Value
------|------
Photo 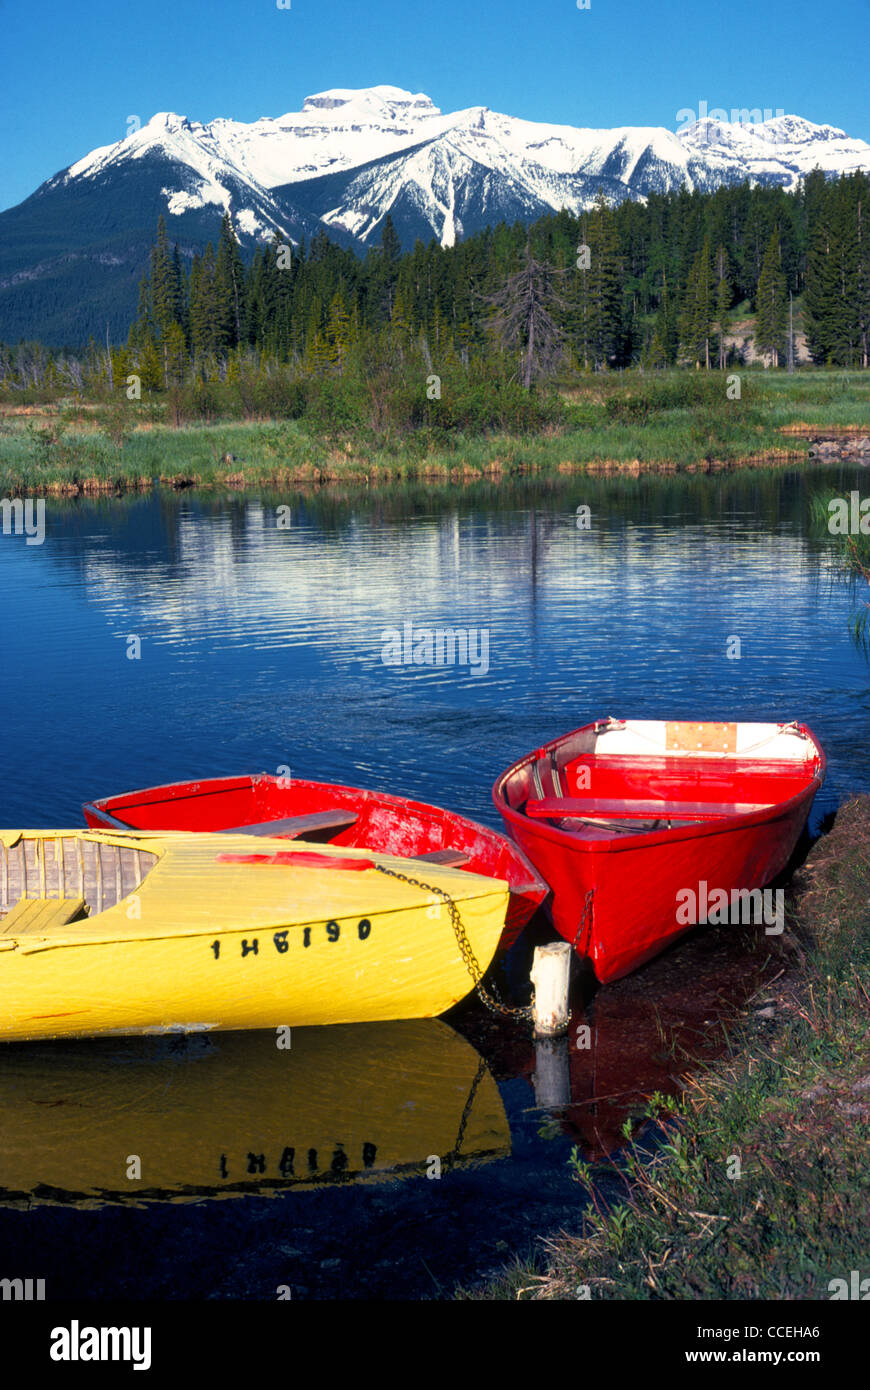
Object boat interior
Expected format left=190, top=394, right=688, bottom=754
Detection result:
left=0, top=834, right=158, bottom=932
left=500, top=720, right=822, bottom=837
left=86, top=781, right=505, bottom=874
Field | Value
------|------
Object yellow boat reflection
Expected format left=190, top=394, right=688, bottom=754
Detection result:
left=0, top=1020, right=510, bottom=1207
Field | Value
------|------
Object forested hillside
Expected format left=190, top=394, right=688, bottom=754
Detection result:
left=1, top=169, right=867, bottom=396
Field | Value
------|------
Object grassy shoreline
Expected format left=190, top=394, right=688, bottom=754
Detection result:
left=465, top=798, right=870, bottom=1301
left=1, top=370, right=867, bottom=496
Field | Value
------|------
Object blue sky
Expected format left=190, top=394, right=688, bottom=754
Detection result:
left=2, top=0, right=868, bottom=211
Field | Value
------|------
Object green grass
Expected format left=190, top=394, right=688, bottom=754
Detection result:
left=808, top=488, right=870, bottom=649
left=0, top=369, right=868, bottom=494
left=461, top=798, right=870, bottom=1301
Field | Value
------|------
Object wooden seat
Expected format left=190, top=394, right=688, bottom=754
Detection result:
left=546, top=815, right=672, bottom=836
left=226, top=811, right=358, bottom=839
left=1, top=897, right=88, bottom=935
left=412, top=849, right=471, bottom=868
left=526, top=796, right=773, bottom=822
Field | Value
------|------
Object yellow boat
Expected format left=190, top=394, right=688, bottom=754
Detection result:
left=0, top=830, right=509, bottom=1042
left=0, top=1021, right=510, bottom=1206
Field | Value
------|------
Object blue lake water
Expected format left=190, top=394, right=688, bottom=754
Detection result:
left=1, top=468, right=868, bottom=829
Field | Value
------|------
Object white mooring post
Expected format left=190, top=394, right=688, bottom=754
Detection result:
left=530, top=941, right=571, bottom=1038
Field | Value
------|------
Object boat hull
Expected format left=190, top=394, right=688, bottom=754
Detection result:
left=0, top=831, right=509, bottom=1042
left=494, top=719, right=825, bottom=983
left=83, top=775, right=547, bottom=948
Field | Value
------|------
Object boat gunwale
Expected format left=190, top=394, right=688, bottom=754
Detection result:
left=86, top=774, right=548, bottom=901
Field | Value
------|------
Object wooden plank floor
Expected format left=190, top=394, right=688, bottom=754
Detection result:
left=0, top=896, right=87, bottom=935
left=0, top=837, right=158, bottom=919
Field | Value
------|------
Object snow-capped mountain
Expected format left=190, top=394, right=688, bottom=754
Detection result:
left=2, top=85, right=869, bottom=343
left=47, top=88, right=870, bottom=247
left=677, top=113, right=870, bottom=189
left=58, top=88, right=456, bottom=242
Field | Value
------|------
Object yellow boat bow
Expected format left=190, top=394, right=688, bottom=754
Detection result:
left=0, top=830, right=509, bottom=1041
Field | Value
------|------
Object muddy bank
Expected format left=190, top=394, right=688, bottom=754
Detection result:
left=2, top=449, right=814, bottom=498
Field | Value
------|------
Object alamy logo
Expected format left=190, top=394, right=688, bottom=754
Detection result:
left=0, top=497, right=45, bottom=546
left=0, top=1276, right=45, bottom=1300
left=828, top=1270, right=870, bottom=1299
left=676, top=882, right=784, bottom=934
left=675, top=100, right=786, bottom=145
left=827, top=492, right=870, bottom=535
left=50, top=1320, right=152, bottom=1371
left=381, top=621, right=490, bottom=676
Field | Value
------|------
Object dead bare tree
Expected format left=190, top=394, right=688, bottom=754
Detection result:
left=486, top=241, right=567, bottom=389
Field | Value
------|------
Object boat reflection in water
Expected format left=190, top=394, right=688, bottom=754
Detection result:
left=479, top=911, right=777, bottom=1157
left=0, top=1020, right=510, bottom=1208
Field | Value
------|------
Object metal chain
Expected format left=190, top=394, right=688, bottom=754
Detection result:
left=572, top=888, right=595, bottom=957
left=372, top=862, right=533, bottom=1022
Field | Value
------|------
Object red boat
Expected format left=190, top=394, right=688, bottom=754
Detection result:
left=83, top=775, right=547, bottom=948
left=493, top=718, right=825, bottom=982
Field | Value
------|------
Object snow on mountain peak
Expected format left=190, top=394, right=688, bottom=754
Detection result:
left=301, top=86, right=441, bottom=119
left=54, top=88, right=870, bottom=255
left=146, top=112, right=191, bottom=130
left=678, top=112, right=849, bottom=151
left=754, top=114, right=847, bottom=144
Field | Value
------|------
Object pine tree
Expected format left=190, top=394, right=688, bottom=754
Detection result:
left=572, top=196, right=623, bottom=369
left=269, top=234, right=297, bottom=360
left=303, top=297, right=331, bottom=374
left=805, top=202, right=837, bottom=363
left=110, top=345, right=133, bottom=384
left=456, top=317, right=475, bottom=367
left=714, top=244, right=732, bottom=369
left=136, top=337, right=164, bottom=391
left=326, top=291, right=352, bottom=370
left=678, top=237, right=715, bottom=368
left=172, top=244, right=187, bottom=341
left=215, top=213, right=245, bottom=349
left=189, top=244, right=221, bottom=357
left=163, top=321, right=188, bottom=386
left=806, top=174, right=870, bottom=367
left=389, top=282, right=414, bottom=350
left=641, top=328, right=668, bottom=369
left=130, top=273, right=157, bottom=354
left=245, top=248, right=266, bottom=348
left=149, top=216, right=183, bottom=338
left=380, top=215, right=401, bottom=267
left=755, top=231, right=788, bottom=367
left=653, top=271, right=678, bottom=365
left=369, top=215, right=402, bottom=323
left=430, top=300, right=449, bottom=354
